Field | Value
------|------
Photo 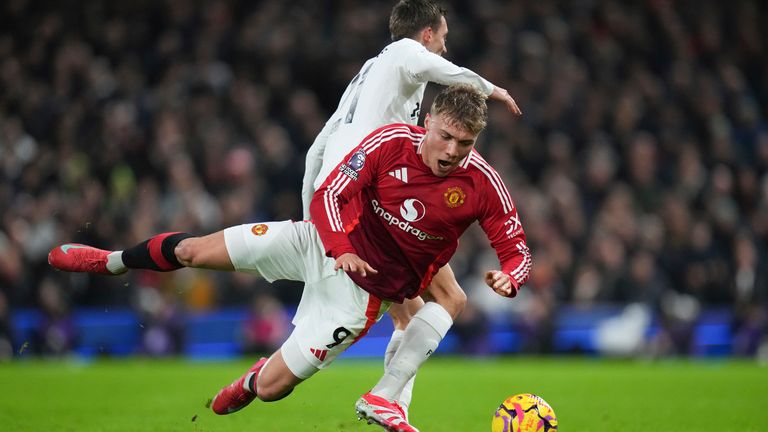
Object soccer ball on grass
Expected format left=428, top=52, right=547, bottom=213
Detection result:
left=491, top=393, right=558, bottom=432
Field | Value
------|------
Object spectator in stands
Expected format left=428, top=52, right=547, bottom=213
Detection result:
left=241, top=292, right=290, bottom=354
left=134, top=284, right=185, bottom=357
left=0, top=0, right=766, bottom=357
left=34, top=278, right=77, bottom=356
left=0, top=290, right=13, bottom=360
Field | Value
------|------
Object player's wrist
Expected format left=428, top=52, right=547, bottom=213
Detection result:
left=505, top=276, right=520, bottom=298
left=331, top=246, right=358, bottom=259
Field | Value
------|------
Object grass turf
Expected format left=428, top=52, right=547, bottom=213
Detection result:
left=0, top=357, right=765, bottom=431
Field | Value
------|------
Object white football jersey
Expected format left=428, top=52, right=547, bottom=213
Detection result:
left=302, top=38, right=495, bottom=217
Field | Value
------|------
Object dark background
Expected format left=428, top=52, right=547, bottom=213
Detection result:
left=0, top=0, right=766, bottom=359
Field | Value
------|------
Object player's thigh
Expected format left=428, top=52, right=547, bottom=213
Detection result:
left=424, top=264, right=466, bottom=319
left=281, top=274, right=390, bottom=379
left=176, top=231, right=234, bottom=271
left=223, top=221, right=331, bottom=282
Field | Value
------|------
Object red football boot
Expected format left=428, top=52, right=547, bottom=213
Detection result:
left=48, top=244, right=122, bottom=275
left=356, top=392, right=419, bottom=432
left=211, top=357, right=268, bottom=415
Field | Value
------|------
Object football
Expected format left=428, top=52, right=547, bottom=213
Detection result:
left=491, top=393, right=558, bottom=432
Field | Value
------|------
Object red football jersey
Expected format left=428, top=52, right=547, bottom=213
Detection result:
left=310, top=123, right=531, bottom=303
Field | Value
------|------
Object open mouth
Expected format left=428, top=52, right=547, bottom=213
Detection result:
left=438, top=160, right=451, bottom=168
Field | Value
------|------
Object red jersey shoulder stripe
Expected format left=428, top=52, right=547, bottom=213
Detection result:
left=413, top=134, right=425, bottom=150
left=323, top=126, right=423, bottom=233
left=460, top=149, right=473, bottom=168
left=324, top=173, right=352, bottom=231
left=467, top=152, right=515, bottom=213
left=362, top=127, right=423, bottom=155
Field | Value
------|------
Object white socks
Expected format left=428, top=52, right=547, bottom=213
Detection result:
left=384, top=329, right=415, bottom=412
left=373, top=302, right=453, bottom=401
left=106, top=251, right=128, bottom=274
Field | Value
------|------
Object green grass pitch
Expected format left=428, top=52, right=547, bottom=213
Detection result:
left=0, top=357, right=765, bottom=431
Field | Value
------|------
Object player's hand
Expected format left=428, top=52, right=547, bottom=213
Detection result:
left=490, top=86, right=522, bottom=116
left=335, top=253, right=378, bottom=278
left=485, top=270, right=517, bottom=297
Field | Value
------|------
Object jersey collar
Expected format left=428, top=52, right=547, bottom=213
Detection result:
left=460, top=150, right=473, bottom=169
left=416, top=135, right=426, bottom=154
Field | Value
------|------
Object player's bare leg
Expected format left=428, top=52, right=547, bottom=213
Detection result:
left=360, top=265, right=465, bottom=428
left=172, top=232, right=235, bottom=270
left=388, top=298, right=423, bottom=332
left=49, top=231, right=237, bottom=275
left=254, top=350, right=303, bottom=400
left=211, top=349, right=302, bottom=414
left=418, top=264, right=466, bottom=320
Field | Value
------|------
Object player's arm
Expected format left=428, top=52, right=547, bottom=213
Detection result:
left=301, top=124, right=331, bottom=220
left=403, top=50, right=522, bottom=115
left=488, top=86, right=522, bottom=116
left=309, top=126, right=402, bottom=274
left=310, top=147, right=373, bottom=258
left=334, top=252, right=378, bottom=277
left=476, top=169, right=532, bottom=298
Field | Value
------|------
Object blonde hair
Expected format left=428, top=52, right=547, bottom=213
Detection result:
left=430, top=84, right=488, bottom=136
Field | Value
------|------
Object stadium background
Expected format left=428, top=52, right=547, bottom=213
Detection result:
left=0, top=0, right=766, bottom=363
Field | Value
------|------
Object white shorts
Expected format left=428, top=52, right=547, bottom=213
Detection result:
left=224, top=221, right=391, bottom=379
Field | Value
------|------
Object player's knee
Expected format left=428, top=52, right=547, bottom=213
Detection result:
left=390, top=313, right=410, bottom=330
left=173, top=239, right=199, bottom=267
left=389, top=306, right=413, bottom=330
left=434, top=288, right=466, bottom=320
left=446, top=289, right=467, bottom=319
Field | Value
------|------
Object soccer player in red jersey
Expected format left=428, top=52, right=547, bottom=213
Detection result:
left=301, top=0, right=522, bottom=418
left=48, top=84, right=530, bottom=432
left=309, top=85, right=530, bottom=425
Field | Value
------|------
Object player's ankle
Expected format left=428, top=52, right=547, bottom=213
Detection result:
left=106, top=251, right=128, bottom=274
left=244, top=372, right=257, bottom=393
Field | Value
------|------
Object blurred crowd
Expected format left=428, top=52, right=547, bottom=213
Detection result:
left=0, top=0, right=766, bottom=359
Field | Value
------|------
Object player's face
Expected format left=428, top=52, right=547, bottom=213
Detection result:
left=421, top=112, right=478, bottom=177
left=425, top=16, right=448, bottom=56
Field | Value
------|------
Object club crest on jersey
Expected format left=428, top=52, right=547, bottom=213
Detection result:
left=251, top=224, right=269, bottom=236
left=443, top=186, right=466, bottom=208
left=339, top=149, right=366, bottom=180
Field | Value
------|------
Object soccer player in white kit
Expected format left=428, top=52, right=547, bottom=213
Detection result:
left=48, top=85, right=530, bottom=432
left=302, top=0, right=521, bottom=215
left=300, top=0, right=522, bottom=418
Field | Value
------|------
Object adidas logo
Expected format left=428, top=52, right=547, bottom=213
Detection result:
left=388, top=167, right=408, bottom=183
left=310, top=348, right=328, bottom=361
